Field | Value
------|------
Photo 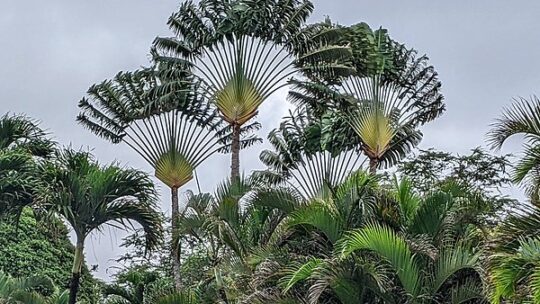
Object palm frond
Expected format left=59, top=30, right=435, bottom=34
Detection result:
left=280, top=259, right=324, bottom=294
left=38, top=149, right=163, bottom=252
left=0, top=113, right=55, bottom=157
left=449, top=278, right=487, bottom=304
left=287, top=200, right=343, bottom=244
left=488, top=96, right=540, bottom=150
left=431, top=245, right=480, bottom=294
left=336, top=223, right=422, bottom=298
left=153, top=0, right=353, bottom=137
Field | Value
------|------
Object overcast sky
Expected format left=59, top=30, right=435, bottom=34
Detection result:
left=1, top=0, right=537, bottom=280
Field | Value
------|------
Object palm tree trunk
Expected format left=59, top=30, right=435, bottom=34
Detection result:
left=171, top=186, right=182, bottom=291
left=69, top=240, right=84, bottom=304
left=369, top=158, right=378, bottom=175
left=230, top=123, right=241, bottom=181
left=215, top=268, right=229, bottom=304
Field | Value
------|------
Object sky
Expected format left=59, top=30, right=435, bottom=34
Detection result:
left=1, top=0, right=538, bottom=280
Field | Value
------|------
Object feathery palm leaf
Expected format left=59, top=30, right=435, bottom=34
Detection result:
left=488, top=96, right=540, bottom=199
left=0, top=150, right=35, bottom=218
left=39, top=149, right=163, bottom=250
left=336, top=223, right=423, bottom=299
left=0, top=114, right=54, bottom=157
left=490, top=237, right=540, bottom=303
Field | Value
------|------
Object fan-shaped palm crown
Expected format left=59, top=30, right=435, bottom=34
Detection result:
left=77, top=65, right=220, bottom=189
left=256, top=108, right=365, bottom=199
left=290, top=22, right=445, bottom=173
left=153, top=0, right=353, bottom=179
left=77, top=64, right=220, bottom=290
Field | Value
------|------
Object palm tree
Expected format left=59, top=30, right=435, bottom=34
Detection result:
left=281, top=177, right=487, bottom=303
left=487, top=203, right=540, bottom=303
left=37, top=149, right=163, bottom=304
left=103, top=267, right=158, bottom=304
left=490, top=237, right=540, bottom=303
left=77, top=66, right=221, bottom=289
left=488, top=96, right=540, bottom=201
left=277, top=172, right=389, bottom=303
left=0, top=114, right=54, bottom=219
left=153, top=0, right=353, bottom=180
left=335, top=224, right=484, bottom=304
left=256, top=108, right=365, bottom=199
left=176, top=177, right=302, bottom=302
left=290, top=22, right=445, bottom=174
left=0, top=113, right=54, bottom=157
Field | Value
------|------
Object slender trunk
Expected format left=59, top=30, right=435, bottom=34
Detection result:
left=369, top=157, right=378, bottom=175
left=230, top=123, right=241, bottom=181
left=171, top=186, right=182, bottom=291
left=219, top=289, right=230, bottom=304
left=215, top=268, right=229, bottom=304
left=69, top=240, right=84, bottom=304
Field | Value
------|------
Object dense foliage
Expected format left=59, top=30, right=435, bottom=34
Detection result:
left=3, top=0, right=540, bottom=303
left=0, top=209, right=101, bottom=303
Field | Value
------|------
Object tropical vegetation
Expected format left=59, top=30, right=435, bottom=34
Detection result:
left=2, top=0, right=540, bottom=303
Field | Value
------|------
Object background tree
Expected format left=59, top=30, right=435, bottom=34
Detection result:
left=38, top=149, right=163, bottom=304
left=396, top=148, right=516, bottom=225
left=153, top=0, right=353, bottom=180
